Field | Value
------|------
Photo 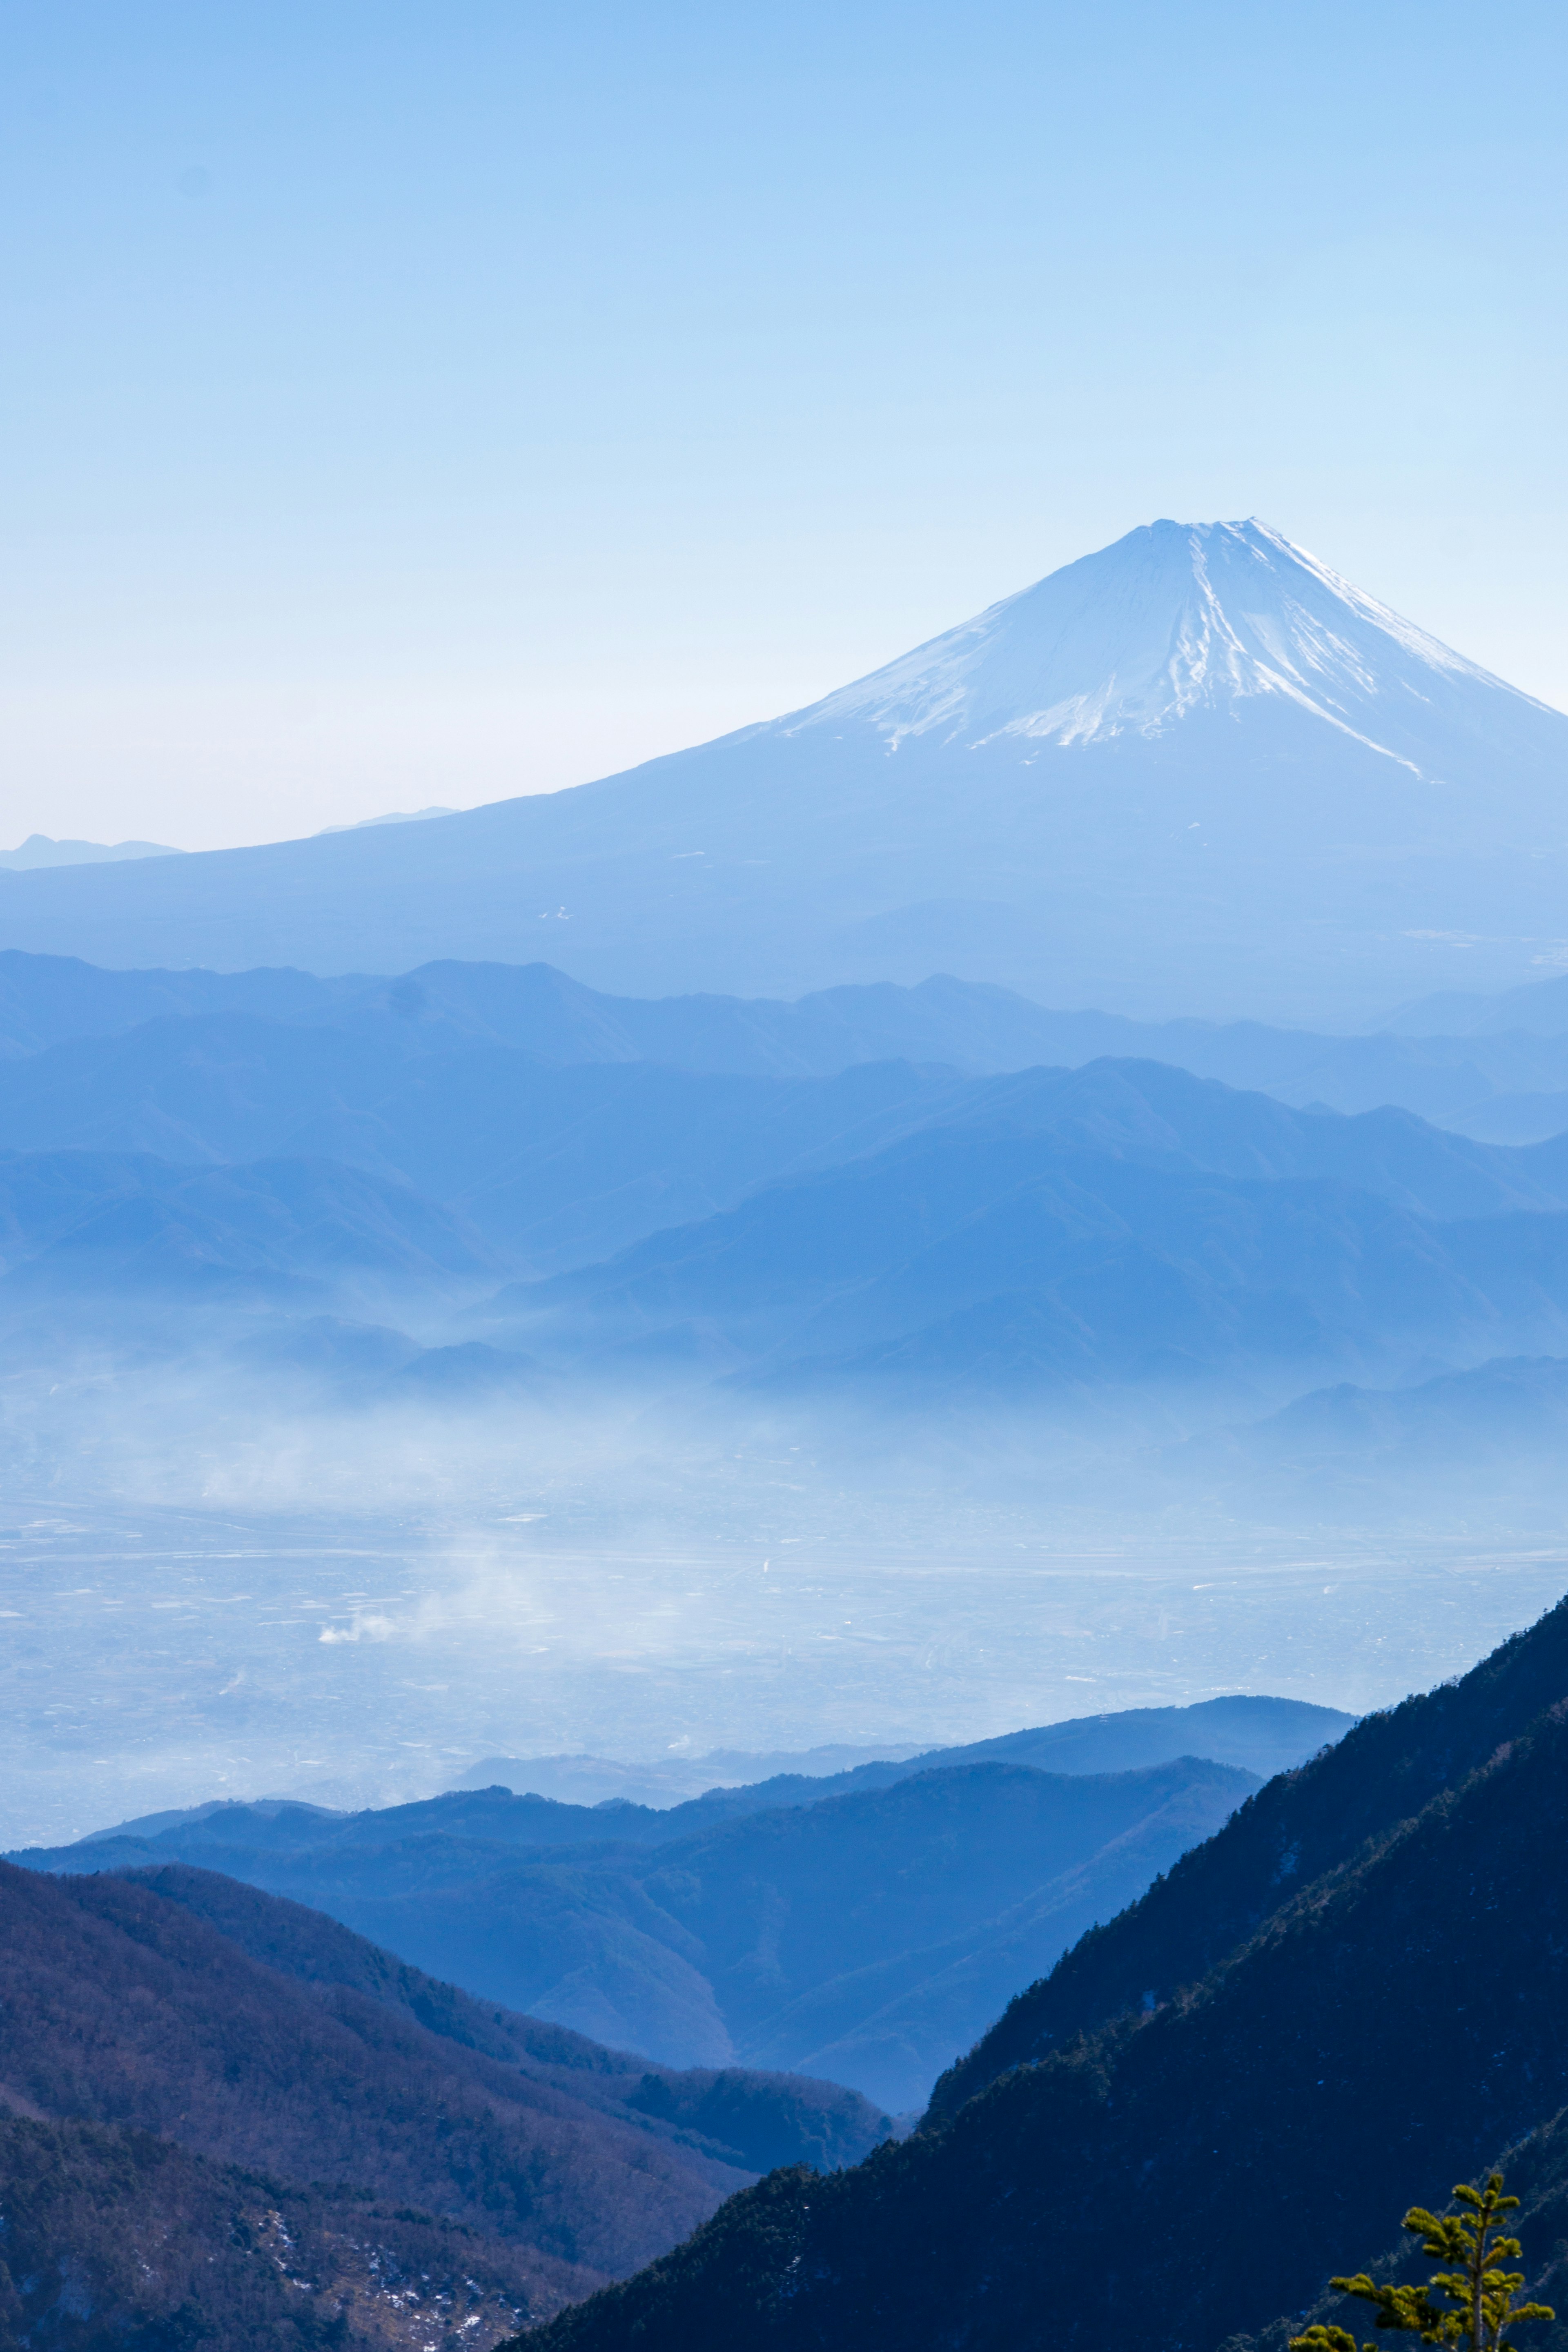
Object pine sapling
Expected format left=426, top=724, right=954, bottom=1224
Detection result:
left=1291, top=2172, right=1554, bottom=2352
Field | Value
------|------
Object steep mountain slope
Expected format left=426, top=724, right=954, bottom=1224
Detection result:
left=520, top=1595, right=1568, bottom=2352
left=17, top=1760, right=1257, bottom=2109
left=120, top=1864, right=890, bottom=2178
left=930, top=1588, right=1568, bottom=2116
left=1247, top=2102, right=1568, bottom=2352
left=3, top=523, right=1565, bottom=1020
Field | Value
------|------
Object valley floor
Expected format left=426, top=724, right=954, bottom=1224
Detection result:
left=6, top=1466, right=1567, bottom=1849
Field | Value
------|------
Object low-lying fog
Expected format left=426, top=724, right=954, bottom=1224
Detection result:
left=4, top=1341, right=1567, bottom=1850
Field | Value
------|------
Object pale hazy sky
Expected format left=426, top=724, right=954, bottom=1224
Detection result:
left=5, top=0, right=1567, bottom=850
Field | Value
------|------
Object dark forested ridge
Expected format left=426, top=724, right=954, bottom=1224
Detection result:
left=0, top=1858, right=889, bottom=2345
left=929, top=1582, right=1568, bottom=2116
left=517, top=1596, right=1568, bottom=2352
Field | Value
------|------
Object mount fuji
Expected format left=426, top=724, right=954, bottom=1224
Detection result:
left=7, top=519, right=1568, bottom=1022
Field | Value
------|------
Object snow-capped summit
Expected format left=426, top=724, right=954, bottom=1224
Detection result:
left=3, top=520, right=1567, bottom=1024
left=794, top=518, right=1541, bottom=776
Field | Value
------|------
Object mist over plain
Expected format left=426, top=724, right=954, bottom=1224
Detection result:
left=8, top=518, right=1568, bottom=1859
left=6, top=1292, right=1567, bottom=1850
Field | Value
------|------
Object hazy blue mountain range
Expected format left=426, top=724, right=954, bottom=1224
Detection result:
left=13, top=947, right=1568, bottom=1143
left=452, top=1743, right=930, bottom=1808
left=15, top=1699, right=1345, bottom=2108
left=499, top=1072, right=1568, bottom=1390
left=0, top=1855, right=890, bottom=2348
left=462, top=1693, right=1351, bottom=1808
left=1387, top=970, right=1568, bottom=1036
left=53, top=1693, right=1343, bottom=1852
left=1252, top=1351, right=1568, bottom=1460
left=4, top=523, right=1568, bottom=1021
left=1181, top=1352, right=1568, bottom=1519
left=28, top=1756, right=1258, bottom=2110
left=521, top=1596, right=1568, bottom=2352
left=0, top=1148, right=496, bottom=1306
left=0, top=1019, right=969, bottom=1272
left=12, top=950, right=1568, bottom=1176
left=16, top=1028, right=1568, bottom=1401
left=0, top=833, right=183, bottom=870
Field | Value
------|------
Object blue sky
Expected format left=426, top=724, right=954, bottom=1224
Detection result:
left=4, top=0, right=1566, bottom=848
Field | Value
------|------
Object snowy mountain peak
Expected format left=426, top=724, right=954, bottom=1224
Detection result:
left=789, top=517, right=1539, bottom=769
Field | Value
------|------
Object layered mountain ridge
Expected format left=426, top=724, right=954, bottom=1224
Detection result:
left=15, top=1722, right=1290, bottom=2110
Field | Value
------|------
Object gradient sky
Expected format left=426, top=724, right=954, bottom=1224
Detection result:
left=4, top=0, right=1567, bottom=850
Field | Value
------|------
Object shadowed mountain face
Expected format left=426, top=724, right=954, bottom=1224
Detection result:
left=4, top=523, right=1567, bottom=1021
left=517, top=1594, right=1568, bottom=2352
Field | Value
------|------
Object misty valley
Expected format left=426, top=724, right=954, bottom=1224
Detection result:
left=8, top=519, right=1568, bottom=2350
left=10, top=947, right=1568, bottom=1846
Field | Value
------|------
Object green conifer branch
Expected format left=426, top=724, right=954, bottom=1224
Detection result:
left=1290, top=2174, right=1554, bottom=2352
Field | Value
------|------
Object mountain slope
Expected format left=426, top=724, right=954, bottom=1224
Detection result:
left=0, top=1853, right=894, bottom=2338
left=0, top=2115, right=568, bottom=2350
left=519, top=1595, right=1568, bottom=2352
left=3, top=522, right=1566, bottom=1020
left=930, top=1587, right=1568, bottom=2116
left=120, top=1863, right=890, bottom=2178
left=0, top=1858, right=742, bottom=2284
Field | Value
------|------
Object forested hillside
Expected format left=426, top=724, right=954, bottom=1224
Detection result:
left=519, top=1597, right=1568, bottom=2352
left=0, top=1859, right=888, bottom=2345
